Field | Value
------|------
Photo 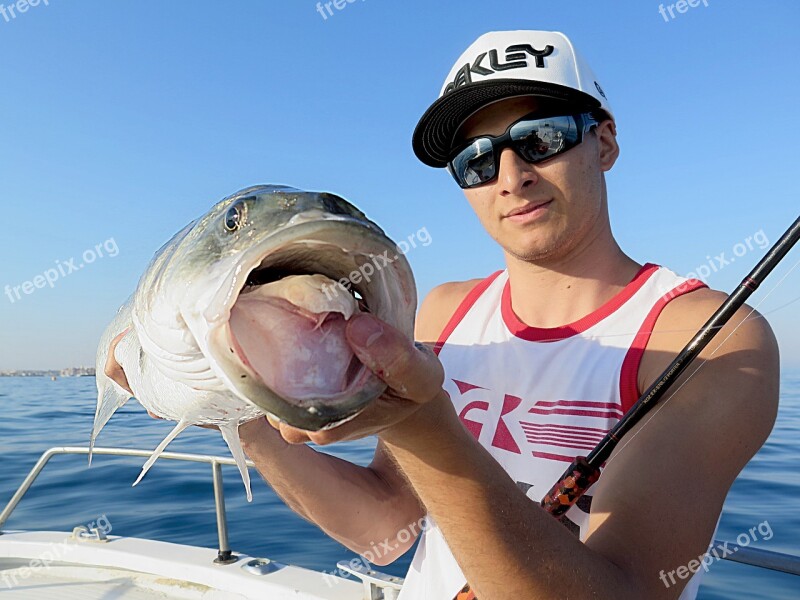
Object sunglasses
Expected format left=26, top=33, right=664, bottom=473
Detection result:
left=447, top=112, right=599, bottom=189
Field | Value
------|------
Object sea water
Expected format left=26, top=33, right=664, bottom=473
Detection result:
left=0, top=373, right=797, bottom=598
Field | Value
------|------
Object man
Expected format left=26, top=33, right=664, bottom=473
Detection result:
left=107, top=30, right=779, bottom=600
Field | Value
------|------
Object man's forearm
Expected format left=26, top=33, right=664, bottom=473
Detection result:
left=380, top=395, right=642, bottom=600
left=239, top=417, right=420, bottom=560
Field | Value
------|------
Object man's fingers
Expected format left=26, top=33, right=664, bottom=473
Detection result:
left=279, top=423, right=312, bottom=444
left=345, top=313, right=444, bottom=404
left=104, top=329, right=132, bottom=394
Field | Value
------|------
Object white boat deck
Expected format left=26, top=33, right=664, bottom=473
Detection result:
left=0, top=530, right=364, bottom=600
left=1, top=564, right=215, bottom=599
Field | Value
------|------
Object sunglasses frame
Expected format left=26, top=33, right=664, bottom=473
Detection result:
left=447, top=111, right=600, bottom=189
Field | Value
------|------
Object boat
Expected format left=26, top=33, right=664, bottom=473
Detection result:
left=0, top=446, right=797, bottom=599
left=0, top=446, right=404, bottom=600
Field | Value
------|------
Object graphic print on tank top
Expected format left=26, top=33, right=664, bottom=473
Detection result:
left=397, top=264, right=712, bottom=600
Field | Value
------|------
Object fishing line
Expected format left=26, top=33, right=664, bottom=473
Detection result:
left=523, top=293, right=800, bottom=344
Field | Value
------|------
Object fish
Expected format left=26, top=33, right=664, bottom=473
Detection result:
left=91, top=185, right=417, bottom=500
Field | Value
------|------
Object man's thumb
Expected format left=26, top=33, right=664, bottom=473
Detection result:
left=345, top=313, right=443, bottom=403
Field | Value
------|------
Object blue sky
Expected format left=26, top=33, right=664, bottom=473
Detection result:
left=0, top=0, right=798, bottom=370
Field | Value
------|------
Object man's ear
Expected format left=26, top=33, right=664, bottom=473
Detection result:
left=595, top=120, right=619, bottom=172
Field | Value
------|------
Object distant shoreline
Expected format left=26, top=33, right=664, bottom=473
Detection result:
left=0, top=369, right=95, bottom=378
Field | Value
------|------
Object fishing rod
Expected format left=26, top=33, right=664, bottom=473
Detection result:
left=456, top=214, right=800, bottom=600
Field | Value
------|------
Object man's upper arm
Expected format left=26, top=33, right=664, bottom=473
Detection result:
left=583, top=289, right=779, bottom=598
left=413, top=279, right=484, bottom=344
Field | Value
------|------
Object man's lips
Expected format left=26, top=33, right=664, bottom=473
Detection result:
left=504, top=199, right=553, bottom=218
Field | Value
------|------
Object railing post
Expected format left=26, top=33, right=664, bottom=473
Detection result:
left=211, top=460, right=237, bottom=565
left=0, top=448, right=58, bottom=532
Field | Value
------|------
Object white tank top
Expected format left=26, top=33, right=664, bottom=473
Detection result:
left=398, top=264, right=715, bottom=600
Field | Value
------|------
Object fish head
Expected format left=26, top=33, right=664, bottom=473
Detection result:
left=136, top=185, right=417, bottom=430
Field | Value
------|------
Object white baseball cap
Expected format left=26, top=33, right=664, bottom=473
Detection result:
left=412, top=30, right=614, bottom=167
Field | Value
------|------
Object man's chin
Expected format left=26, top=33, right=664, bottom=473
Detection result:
left=503, top=243, right=560, bottom=263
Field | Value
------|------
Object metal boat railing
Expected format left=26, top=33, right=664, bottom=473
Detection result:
left=1, top=446, right=799, bottom=584
left=0, top=446, right=250, bottom=564
left=714, top=543, right=800, bottom=577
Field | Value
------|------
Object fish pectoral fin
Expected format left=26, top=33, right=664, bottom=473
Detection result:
left=91, top=318, right=135, bottom=466
left=132, top=419, right=191, bottom=487
left=89, top=379, right=131, bottom=466
left=219, top=422, right=253, bottom=502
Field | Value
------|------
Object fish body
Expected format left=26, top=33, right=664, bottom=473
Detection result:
left=91, top=185, right=417, bottom=500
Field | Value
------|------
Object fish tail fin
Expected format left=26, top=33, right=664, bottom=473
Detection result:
left=132, top=419, right=191, bottom=487
left=219, top=422, right=253, bottom=502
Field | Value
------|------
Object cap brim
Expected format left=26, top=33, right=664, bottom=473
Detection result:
left=412, top=80, right=602, bottom=168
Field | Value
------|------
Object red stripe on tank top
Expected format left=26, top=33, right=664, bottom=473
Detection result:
left=528, top=407, right=623, bottom=419
left=519, top=422, right=610, bottom=435
left=433, top=270, right=503, bottom=356
left=532, top=450, right=579, bottom=463
left=525, top=435, right=599, bottom=451
left=533, top=400, right=621, bottom=410
left=520, top=424, right=607, bottom=443
left=618, top=278, right=708, bottom=413
left=501, top=263, right=660, bottom=342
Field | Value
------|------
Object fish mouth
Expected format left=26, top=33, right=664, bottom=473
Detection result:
left=206, top=219, right=415, bottom=431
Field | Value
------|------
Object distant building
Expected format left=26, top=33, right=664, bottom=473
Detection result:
left=0, top=367, right=95, bottom=377
left=60, top=367, right=96, bottom=377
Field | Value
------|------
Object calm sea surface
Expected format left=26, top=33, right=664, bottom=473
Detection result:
left=0, top=373, right=798, bottom=599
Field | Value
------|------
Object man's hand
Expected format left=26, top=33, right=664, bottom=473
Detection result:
left=273, top=312, right=446, bottom=445
left=105, top=329, right=132, bottom=394
left=104, top=329, right=221, bottom=426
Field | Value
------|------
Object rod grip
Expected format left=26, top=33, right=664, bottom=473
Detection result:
left=454, top=584, right=477, bottom=600
left=540, top=456, right=601, bottom=517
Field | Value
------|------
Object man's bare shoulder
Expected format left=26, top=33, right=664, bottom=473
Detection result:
left=414, top=278, right=486, bottom=344
left=644, top=286, right=778, bottom=369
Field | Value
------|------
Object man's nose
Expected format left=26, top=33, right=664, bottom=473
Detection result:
left=497, top=147, right=538, bottom=196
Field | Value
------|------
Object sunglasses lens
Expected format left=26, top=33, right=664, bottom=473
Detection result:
left=510, top=115, right=579, bottom=163
left=450, top=138, right=496, bottom=188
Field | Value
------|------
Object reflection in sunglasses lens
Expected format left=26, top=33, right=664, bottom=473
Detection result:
left=464, top=143, right=495, bottom=186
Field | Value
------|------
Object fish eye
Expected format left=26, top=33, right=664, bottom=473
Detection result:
left=224, top=201, right=246, bottom=232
